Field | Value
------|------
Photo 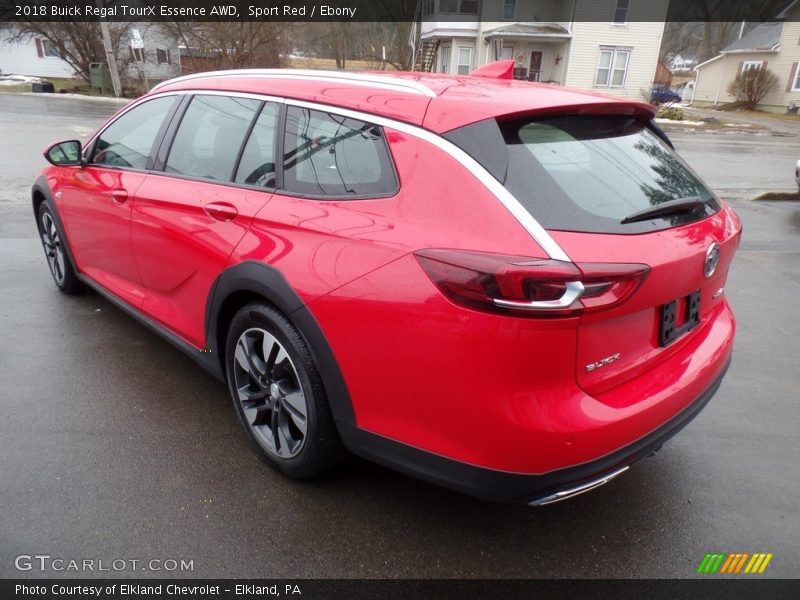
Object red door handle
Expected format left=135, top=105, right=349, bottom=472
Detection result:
left=204, top=202, right=238, bottom=222
left=109, top=189, right=128, bottom=204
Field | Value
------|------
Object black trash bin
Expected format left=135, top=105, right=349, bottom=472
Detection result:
left=32, top=81, right=55, bottom=93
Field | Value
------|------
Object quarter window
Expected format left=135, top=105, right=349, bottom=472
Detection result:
left=235, top=102, right=281, bottom=188
left=596, top=48, right=630, bottom=88
left=92, top=96, right=176, bottom=170
left=166, top=95, right=260, bottom=181
left=282, top=106, right=398, bottom=198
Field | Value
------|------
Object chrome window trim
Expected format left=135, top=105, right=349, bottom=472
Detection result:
left=88, top=89, right=572, bottom=262
left=150, top=69, right=438, bottom=98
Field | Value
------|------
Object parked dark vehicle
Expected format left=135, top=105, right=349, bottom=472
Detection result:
left=651, top=87, right=682, bottom=104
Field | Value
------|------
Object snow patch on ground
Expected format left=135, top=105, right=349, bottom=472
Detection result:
left=655, top=118, right=706, bottom=125
left=0, top=74, right=42, bottom=86
left=2, top=91, right=130, bottom=103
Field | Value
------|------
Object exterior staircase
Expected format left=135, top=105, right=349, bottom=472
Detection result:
left=413, top=39, right=440, bottom=73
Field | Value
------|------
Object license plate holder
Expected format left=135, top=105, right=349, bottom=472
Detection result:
left=659, top=290, right=700, bottom=346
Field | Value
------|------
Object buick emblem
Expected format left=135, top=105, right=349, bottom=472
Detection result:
left=704, top=243, right=720, bottom=278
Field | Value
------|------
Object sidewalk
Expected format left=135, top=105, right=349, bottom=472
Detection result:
left=683, top=105, right=800, bottom=137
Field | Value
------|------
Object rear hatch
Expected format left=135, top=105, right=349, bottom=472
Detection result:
left=445, top=112, right=741, bottom=395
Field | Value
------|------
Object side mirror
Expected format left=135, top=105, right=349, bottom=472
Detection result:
left=44, top=140, right=83, bottom=166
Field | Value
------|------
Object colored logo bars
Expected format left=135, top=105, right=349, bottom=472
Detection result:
left=697, top=552, right=773, bottom=575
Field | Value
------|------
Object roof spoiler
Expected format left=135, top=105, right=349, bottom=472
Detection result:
left=470, top=60, right=515, bottom=80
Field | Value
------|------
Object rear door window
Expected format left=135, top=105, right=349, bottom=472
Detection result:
left=282, top=106, right=398, bottom=198
left=166, top=95, right=260, bottom=181
left=234, top=102, right=281, bottom=188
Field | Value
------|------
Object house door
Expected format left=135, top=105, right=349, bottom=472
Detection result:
left=530, top=51, right=543, bottom=81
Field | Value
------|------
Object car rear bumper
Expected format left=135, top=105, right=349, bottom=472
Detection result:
left=341, top=357, right=730, bottom=504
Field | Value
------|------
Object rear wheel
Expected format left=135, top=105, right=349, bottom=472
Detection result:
left=37, top=201, right=83, bottom=294
left=225, top=302, right=343, bottom=479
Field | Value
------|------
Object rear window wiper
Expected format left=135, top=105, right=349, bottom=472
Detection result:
left=620, top=197, right=706, bottom=224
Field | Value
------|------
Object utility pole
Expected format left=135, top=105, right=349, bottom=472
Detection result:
left=96, top=0, right=122, bottom=97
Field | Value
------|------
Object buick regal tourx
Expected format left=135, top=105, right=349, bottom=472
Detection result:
left=33, top=64, right=740, bottom=504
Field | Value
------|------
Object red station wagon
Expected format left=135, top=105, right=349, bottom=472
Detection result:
left=34, top=63, right=740, bottom=504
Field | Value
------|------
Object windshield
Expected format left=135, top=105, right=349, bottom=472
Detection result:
left=496, top=115, right=719, bottom=234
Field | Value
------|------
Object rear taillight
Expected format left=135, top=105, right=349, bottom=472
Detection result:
left=414, top=249, right=649, bottom=318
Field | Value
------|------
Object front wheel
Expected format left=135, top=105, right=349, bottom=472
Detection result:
left=225, top=302, right=343, bottom=479
left=37, top=201, right=83, bottom=294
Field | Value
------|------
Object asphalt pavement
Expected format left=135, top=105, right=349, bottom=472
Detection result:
left=0, top=92, right=799, bottom=579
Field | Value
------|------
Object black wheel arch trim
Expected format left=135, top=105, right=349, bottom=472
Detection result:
left=205, top=260, right=356, bottom=429
left=32, top=176, right=80, bottom=277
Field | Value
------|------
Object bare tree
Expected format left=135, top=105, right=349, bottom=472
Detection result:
left=727, top=66, right=778, bottom=109
left=661, top=0, right=790, bottom=64
left=160, top=22, right=291, bottom=72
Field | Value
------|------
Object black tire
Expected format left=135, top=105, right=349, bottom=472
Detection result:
left=37, top=200, right=83, bottom=294
left=225, top=302, right=343, bottom=479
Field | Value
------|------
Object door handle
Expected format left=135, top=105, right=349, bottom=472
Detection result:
left=203, top=202, right=238, bottom=222
left=109, top=189, right=128, bottom=204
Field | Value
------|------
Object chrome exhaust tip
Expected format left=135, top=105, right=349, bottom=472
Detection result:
left=528, top=466, right=630, bottom=506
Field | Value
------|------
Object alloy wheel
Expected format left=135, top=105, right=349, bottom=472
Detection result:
left=232, top=327, right=308, bottom=458
left=41, top=212, right=65, bottom=285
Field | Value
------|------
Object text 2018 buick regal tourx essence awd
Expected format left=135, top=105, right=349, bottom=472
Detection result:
left=33, top=64, right=740, bottom=505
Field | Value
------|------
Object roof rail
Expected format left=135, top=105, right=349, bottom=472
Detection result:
left=151, top=69, right=438, bottom=98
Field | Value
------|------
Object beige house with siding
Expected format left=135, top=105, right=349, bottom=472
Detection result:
left=692, top=2, right=800, bottom=112
left=417, top=0, right=667, bottom=99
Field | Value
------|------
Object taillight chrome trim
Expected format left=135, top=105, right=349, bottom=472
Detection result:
left=492, top=280, right=585, bottom=310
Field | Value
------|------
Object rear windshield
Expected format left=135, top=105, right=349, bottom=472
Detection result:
left=448, top=115, right=719, bottom=234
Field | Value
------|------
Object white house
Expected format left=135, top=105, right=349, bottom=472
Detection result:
left=416, top=0, right=668, bottom=99
left=0, top=34, right=76, bottom=78
left=0, top=24, right=181, bottom=82
left=692, top=1, right=800, bottom=112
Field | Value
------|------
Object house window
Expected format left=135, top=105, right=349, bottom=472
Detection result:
left=500, top=46, right=513, bottom=60
left=156, top=48, right=170, bottom=64
left=792, top=65, right=800, bottom=91
left=36, top=39, right=60, bottom=58
left=130, top=47, right=145, bottom=62
left=457, top=47, right=473, bottom=75
left=440, top=0, right=478, bottom=14
left=741, top=61, right=763, bottom=73
left=596, top=48, right=630, bottom=88
left=613, top=0, right=630, bottom=24
left=440, top=45, right=451, bottom=74
left=503, top=0, right=517, bottom=20
left=422, top=0, right=434, bottom=17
